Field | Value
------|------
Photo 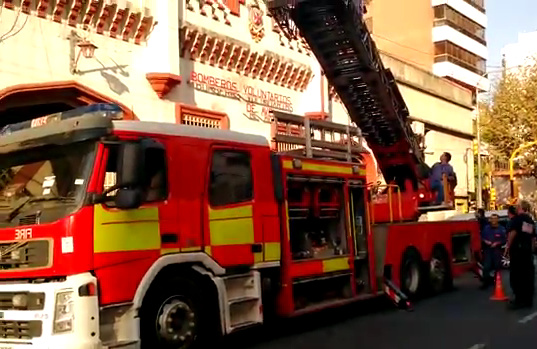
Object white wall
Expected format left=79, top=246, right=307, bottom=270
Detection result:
left=501, top=31, right=537, bottom=70
left=433, top=61, right=490, bottom=91
left=0, top=3, right=174, bottom=123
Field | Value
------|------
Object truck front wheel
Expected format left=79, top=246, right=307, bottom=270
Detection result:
left=140, top=276, right=216, bottom=349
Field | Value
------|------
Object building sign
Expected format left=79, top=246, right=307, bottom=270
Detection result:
left=188, top=72, right=294, bottom=122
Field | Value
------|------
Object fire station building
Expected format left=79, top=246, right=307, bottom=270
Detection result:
left=0, top=0, right=474, bottom=214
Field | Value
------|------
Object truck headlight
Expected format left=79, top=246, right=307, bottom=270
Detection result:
left=53, top=291, right=74, bottom=333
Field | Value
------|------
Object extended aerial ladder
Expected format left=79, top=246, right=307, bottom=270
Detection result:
left=266, top=0, right=455, bottom=219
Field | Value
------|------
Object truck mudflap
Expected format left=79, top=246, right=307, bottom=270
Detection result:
left=383, top=278, right=412, bottom=311
left=474, top=261, right=484, bottom=280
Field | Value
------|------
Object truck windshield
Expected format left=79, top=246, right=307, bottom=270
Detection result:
left=0, top=140, right=97, bottom=227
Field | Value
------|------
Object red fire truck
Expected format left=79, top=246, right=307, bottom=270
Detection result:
left=0, top=1, right=481, bottom=349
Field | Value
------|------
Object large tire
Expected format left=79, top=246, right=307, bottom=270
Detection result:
left=139, top=276, right=219, bottom=349
left=400, top=249, right=424, bottom=299
left=429, top=247, right=453, bottom=294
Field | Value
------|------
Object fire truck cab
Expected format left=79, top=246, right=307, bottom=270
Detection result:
left=0, top=104, right=401, bottom=349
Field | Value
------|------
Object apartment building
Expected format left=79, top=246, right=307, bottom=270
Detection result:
left=501, top=31, right=537, bottom=70
left=432, top=0, right=489, bottom=91
left=367, top=0, right=489, bottom=92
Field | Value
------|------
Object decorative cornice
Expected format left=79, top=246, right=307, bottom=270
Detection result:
left=146, top=73, right=182, bottom=99
left=179, top=24, right=313, bottom=92
left=2, top=1, right=153, bottom=45
left=305, top=111, right=329, bottom=120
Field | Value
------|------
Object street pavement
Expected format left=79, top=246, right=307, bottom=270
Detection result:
left=225, top=271, right=537, bottom=349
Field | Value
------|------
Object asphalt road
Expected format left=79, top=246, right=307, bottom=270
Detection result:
left=225, top=271, right=537, bottom=349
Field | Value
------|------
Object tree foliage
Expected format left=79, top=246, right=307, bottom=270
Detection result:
left=481, top=59, right=537, bottom=171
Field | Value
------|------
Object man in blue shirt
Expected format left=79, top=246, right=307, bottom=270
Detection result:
left=429, top=152, right=457, bottom=205
left=481, top=213, right=507, bottom=289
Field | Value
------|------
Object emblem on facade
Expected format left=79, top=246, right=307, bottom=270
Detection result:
left=248, top=0, right=265, bottom=43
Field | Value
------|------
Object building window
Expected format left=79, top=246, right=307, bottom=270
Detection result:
left=433, top=5, right=486, bottom=45
left=176, top=104, right=229, bottom=129
left=434, top=41, right=486, bottom=75
left=209, top=150, right=253, bottom=207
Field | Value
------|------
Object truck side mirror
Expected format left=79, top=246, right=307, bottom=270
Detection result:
left=114, top=188, right=143, bottom=209
left=117, top=142, right=144, bottom=186
left=114, top=142, right=145, bottom=209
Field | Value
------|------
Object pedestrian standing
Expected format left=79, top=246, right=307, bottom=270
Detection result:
left=480, top=214, right=506, bottom=289
left=505, top=200, right=536, bottom=309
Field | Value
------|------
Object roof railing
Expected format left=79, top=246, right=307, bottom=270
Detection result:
left=270, top=110, right=365, bottom=162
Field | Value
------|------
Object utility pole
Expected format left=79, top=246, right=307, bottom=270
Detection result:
left=476, top=93, right=482, bottom=209
left=475, top=72, right=489, bottom=209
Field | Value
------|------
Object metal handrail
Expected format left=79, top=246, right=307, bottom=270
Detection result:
left=369, top=183, right=403, bottom=224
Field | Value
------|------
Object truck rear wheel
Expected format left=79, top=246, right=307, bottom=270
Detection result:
left=429, top=247, right=453, bottom=294
left=140, top=276, right=217, bottom=349
left=400, top=249, right=423, bottom=299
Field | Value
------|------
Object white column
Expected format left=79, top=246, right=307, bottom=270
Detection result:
left=142, top=0, right=180, bottom=74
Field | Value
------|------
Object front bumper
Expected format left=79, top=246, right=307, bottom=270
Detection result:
left=0, top=272, right=101, bottom=349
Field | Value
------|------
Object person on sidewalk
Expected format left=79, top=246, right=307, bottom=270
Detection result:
left=480, top=214, right=506, bottom=289
left=505, top=200, right=536, bottom=309
left=429, top=152, right=457, bottom=205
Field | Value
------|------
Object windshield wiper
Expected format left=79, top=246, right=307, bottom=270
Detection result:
left=4, top=196, right=75, bottom=223
left=5, top=198, right=31, bottom=223
left=27, top=196, right=76, bottom=203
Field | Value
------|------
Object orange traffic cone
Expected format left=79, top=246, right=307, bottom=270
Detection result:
left=490, top=272, right=508, bottom=301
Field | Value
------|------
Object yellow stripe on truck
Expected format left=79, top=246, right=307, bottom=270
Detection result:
left=322, top=257, right=350, bottom=273
left=283, top=160, right=353, bottom=175
left=264, top=242, right=281, bottom=261
left=94, top=205, right=160, bottom=253
left=208, top=205, right=254, bottom=246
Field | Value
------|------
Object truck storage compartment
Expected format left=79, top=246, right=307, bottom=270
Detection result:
left=287, top=178, right=348, bottom=260
left=451, top=233, right=471, bottom=264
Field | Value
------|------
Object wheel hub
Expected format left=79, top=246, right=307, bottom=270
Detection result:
left=430, top=258, right=445, bottom=283
left=157, top=298, right=196, bottom=347
left=405, top=263, right=420, bottom=293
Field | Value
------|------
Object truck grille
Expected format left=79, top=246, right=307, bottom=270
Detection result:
left=0, top=320, right=42, bottom=339
left=0, top=240, right=50, bottom=271
left=0, top=292, right=45, bottom=311
left=18, top=214, right=39, bottom=226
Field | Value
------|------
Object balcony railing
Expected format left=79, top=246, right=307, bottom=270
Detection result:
left=433, top=19, right=486, bottom=46
left=462, top=0, right=486, bottom=13
left=434, top=54, right=486, bottom=76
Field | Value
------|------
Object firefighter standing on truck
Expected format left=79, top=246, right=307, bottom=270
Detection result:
left=429, top=152, right=457, bottom=204
left=480, top=214, right=506, bottom=289
left=505, top=200, right=536, bottom=309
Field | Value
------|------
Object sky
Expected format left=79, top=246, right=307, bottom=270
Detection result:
left=486, top=0, right=537, bottom=70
